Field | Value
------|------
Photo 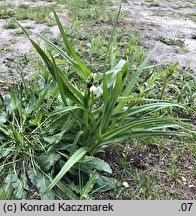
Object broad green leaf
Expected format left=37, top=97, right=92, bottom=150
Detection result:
left=81, top=157, right=112, bottom=174
left=27, top=168, right=37, bottom=186
left=36, top=173, right=55, bottom=200
left=0, top=112, right=7, bottom=123
left=37, top=153, right=61, bottom=172
left=28, top=168, right=55, bottom=200
left=96, top=176, right=119, bottom=193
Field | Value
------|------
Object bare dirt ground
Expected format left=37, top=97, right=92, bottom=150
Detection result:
left=0, top=0, right=69, bottom=81
left=0, top=0, right=196, bottom=80
left=120, top=0, right=196, bottom=71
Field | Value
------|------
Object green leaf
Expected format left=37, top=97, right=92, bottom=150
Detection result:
left=27, top=168, right=37, bottom=186
left=57, top=68, right=84, bottom=102
left=53, top=10, right=91, bottom=81
left=96, top=176, right=118, bottom=193
left=50, top=55, right=84, bottom=107
left=0, top=112, right=7, bottom=123
left=25, top=92, right=36, bottom=114
left=57, top=182, right=79, bottom=200
left=0, top=124, right=11, bottom=136
left=50, top=106, right=81, bottom=116
left=81, top=170, right=99, bottom=199
left=123, top=47, right=156, bottom=96
left=100, top=72, right=122, bottom=134
left=36, top=173, right=55, bottom=200
left=43, top=147, right=87, bottom=194
left=31, top=112, right=43, bottom=126
left=37, top=153, right=61, bottom=172
left=36, top=85, right=50, bottom=109
left=28, top=168, right=55, bottom=200
left=5, top=170, right=28, bottom=199
left=81, top=157, right=112, bottom=174
left=128, top=130, right=188, bottom=138
left=112, top=102, right=185, bottom=119
left=12, top=130, right=23, bottom=143
left=116, top=47, right=156, bottom=111
left=102, top=117, right=185, bottom=141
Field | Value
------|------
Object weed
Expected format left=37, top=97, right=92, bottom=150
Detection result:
left=3, top=20, right=18, bottom=29
left=0, top=3, right=57, bottom=25
left=148, top=1, right=160, bottom=7
left=154, top=36, right=185, bottom=47
left=66, top=0, right=119, bottom=21
left=0, top=4, right=14, bottom=19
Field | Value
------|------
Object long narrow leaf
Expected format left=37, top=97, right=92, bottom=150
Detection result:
left=53, top=10, right=91, bottom=81
left=43, top=147, right=87, bottom=194
left=100, top=72, right=122, bottom=134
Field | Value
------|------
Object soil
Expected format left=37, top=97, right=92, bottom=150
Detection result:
left=119, top=0, right=196, bottom=71
left=102, top=142, right=196, bottom=199
left=1, top=0, right=196, bottom=81
left=0, top=0, right=70, bottom=81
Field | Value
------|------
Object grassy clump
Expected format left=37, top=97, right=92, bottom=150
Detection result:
left=3, top=20, right=18, bottom=29
left=66, top=0, right=119, bottom=21
left=0, top=3, right=57, bottom=25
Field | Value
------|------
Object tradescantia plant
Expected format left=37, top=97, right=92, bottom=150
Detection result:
left=22, top=11, right=190, bottom=195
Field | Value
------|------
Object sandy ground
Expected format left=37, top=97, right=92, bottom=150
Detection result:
left=0, top=0, right=196, bottom=82
left=120, top=0, right=196, bottom=71
left=0, top=0, right=69, bottom=80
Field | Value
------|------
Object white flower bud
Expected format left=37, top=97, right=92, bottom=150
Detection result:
left=90, top=85, right=97, bottom=93
left=95, top=86, right=103, bottom=97
left=90, top=85, right=103, bottom=97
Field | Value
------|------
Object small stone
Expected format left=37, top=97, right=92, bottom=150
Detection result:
left=122, top=181, right=130, bottom=188
left=181, top=176, right=186, bottom=184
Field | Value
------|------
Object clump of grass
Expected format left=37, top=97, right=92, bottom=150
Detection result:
left=67, top=0, right=119, bottom=21
left=3, top=20, right=18, bottom=29
left=0, top=3, right=56, bottom=25
left=148, top=1, right=160, bottom=7
left=148, top=35, right=185, bottom=47
left=0, top=4, right=15, bottom=19
left=15, top=4, right=56, bottom=25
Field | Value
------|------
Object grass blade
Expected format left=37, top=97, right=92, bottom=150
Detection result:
left=43, top=147, right=87, bottom=194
